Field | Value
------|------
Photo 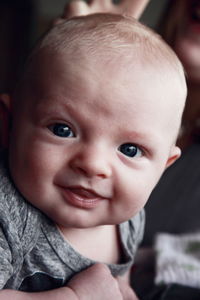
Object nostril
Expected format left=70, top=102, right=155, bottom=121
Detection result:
left=76, top=166, right=89, bottom=176
left=98, top=173, right=108, bottom=179
left=75, top=166, right=109, bottom=179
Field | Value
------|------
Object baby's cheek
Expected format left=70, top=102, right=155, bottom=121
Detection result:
left=27, top=141, right=58, bottom=166
left=118, top=173, right=149, bottom=209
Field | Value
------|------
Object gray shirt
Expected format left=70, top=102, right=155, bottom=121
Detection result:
left=0, top=158, right=145, bottom=292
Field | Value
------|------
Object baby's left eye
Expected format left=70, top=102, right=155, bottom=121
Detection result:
left=48, top=123, right=75, bottom=138
left=118, top=143, right=142, bottom=158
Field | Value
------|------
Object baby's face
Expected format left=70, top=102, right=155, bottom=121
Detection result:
left=8, top=52, right=181, bottom=229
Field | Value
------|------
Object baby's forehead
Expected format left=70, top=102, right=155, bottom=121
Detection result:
left=21, top=37, right=184, bottom=112
left=27, top=44, right=183, bottom=105
left=17, top=14, right=186, bottom=118
left=31, top=40, right=184, bottom=95
left=31, top=14, right=185, bottom=85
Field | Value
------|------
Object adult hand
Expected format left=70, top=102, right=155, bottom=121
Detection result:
left=117, top=276, right=139, bottom=300
left=68, top=264, right=124, bottom=300
left=55, top=0, right=150, bottom=24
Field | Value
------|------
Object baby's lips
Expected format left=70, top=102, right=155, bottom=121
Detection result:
left=68, top=187, right=103, bottom=199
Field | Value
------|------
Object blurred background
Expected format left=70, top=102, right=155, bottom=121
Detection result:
left=0, top=0, right=169, bottom=94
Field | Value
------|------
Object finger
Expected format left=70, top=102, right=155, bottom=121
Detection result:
left=118, top=0, right=150, bottom=18
left=88, top=0, right=115, bottom=13
left=62, top=0, right=90, bottom=19
left=116, top=276, right=139, bottom=300
left=68, top=264, right=123, bottom=300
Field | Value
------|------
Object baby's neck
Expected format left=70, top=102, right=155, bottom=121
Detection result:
left=58, top=225, right=120, bottom=264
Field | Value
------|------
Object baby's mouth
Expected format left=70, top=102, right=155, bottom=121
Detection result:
left=59, top=186, right=107, bottom=209
left=69, top=187, right=102, bottom=199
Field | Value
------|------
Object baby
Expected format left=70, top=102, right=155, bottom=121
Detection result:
left=0, top=13, right=186, bottom=299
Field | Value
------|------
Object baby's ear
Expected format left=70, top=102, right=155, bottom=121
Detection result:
left=165, top=145, right=181, bottom=169
left=0, top=94, right=12, bottom=148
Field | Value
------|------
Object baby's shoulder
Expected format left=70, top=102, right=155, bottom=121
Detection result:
left=0, top=156, right=26, bottom=215
left=0, top=155, right=41, bottom=247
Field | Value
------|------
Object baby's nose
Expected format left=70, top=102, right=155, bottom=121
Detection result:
left=69, top=145, right=112, bottom=179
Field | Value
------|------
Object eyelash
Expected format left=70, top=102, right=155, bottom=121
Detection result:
left=48, top=123, right=144, bottom=158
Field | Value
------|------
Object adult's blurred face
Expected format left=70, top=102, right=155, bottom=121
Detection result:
left=174, top=0, right=200, bottom=82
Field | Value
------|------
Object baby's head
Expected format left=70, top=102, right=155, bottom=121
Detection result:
left=1, top=14, right=187, bottom=229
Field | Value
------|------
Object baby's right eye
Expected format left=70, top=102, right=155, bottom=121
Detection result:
left=48, top=123, right=75, bottom=138
left=118, top=143, right=143, bottom=158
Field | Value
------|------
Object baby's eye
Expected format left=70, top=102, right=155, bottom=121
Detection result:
left=118, top=143, right=142, bottom=158
left=49, top=123, right=75, bottom=138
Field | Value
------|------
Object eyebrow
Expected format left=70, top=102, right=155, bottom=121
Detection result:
left=124, top=130, right=149, bottom=140
left=124, top=129, right=162, bottom=153
left=35, top=95, right=74, bottom=113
